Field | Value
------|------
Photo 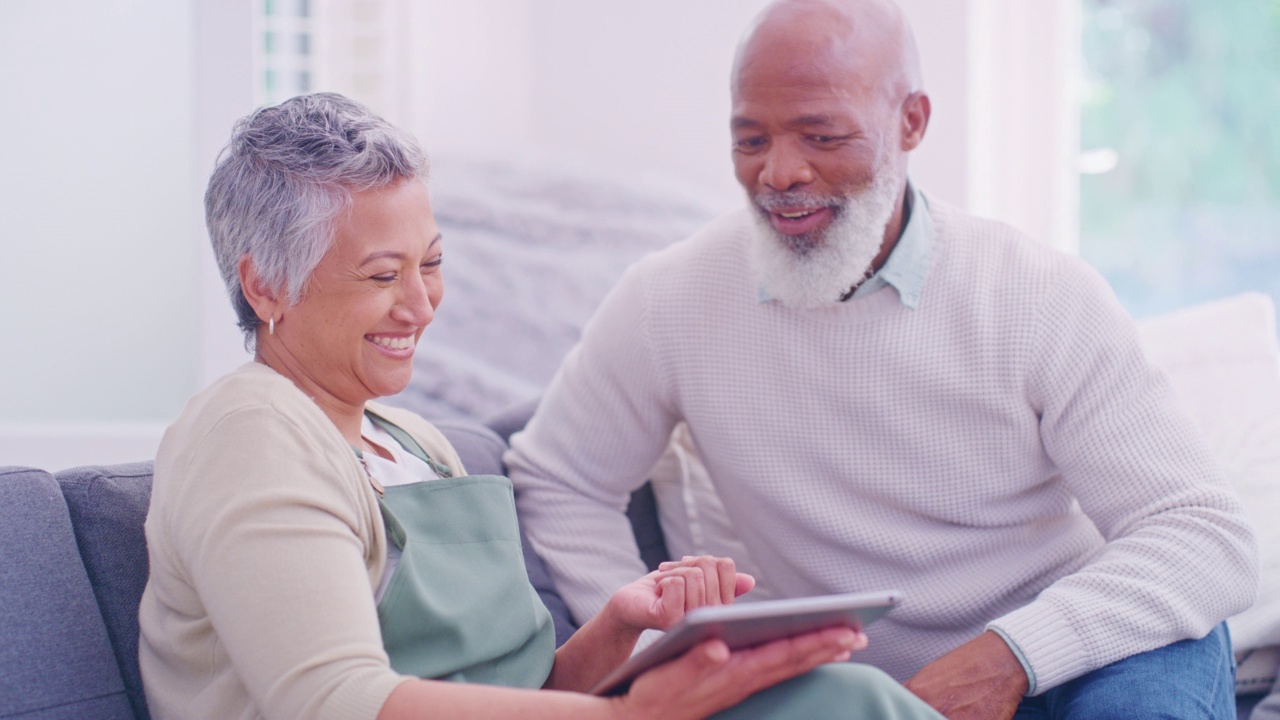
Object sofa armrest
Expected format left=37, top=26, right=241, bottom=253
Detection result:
left=57, top=463, right=155, bottom=720
left=0, top=466, right=135, bottom=719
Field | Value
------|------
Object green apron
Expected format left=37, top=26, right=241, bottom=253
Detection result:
left=363, top=413, right=555, bottom=687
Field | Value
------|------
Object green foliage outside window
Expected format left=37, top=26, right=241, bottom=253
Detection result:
left=1081, top=0, right=1280, bottom=319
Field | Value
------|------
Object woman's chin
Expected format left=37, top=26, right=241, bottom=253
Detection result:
left=360, top=367, right=415, bottom=401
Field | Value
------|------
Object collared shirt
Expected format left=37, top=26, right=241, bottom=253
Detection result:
left=846, top=181, right=933, bottom=308
left=757, top=181, right=935, bottom=308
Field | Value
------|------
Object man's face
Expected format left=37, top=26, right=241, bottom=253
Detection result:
left=731, top=46, right=898, bottom=250
left=731, top=43, right=904, bottom=307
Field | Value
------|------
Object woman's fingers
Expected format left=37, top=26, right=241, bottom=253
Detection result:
left=622, top=628, right=867, bottom=720
left=730, top=627, right=864, bottom=690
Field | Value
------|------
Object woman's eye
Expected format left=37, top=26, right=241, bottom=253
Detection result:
left=371, top=273, right=396, bottom=282
left=423, top=255, right=444, bottom=269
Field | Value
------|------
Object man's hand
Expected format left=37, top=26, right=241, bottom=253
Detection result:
left=904, top=631, right=1028, bottom=720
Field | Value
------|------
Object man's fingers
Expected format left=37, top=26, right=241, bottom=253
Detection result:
left=683, top=555, right=724, bottom=606
left=658, top=555, right=740, bottom=606
left=657, top=565, right=706, bottom=610
left=713, top=556, right=736, bottom=603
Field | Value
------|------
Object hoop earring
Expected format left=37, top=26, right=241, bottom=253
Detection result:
left=268, top=316, right=275, bottom=335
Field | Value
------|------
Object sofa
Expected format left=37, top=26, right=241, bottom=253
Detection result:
left=0, top=418, right=594, bottom=720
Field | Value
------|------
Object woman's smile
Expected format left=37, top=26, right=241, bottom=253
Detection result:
left=368, top=332, right=419, bottom=356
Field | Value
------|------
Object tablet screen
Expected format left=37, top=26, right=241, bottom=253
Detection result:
left=589, top=589, right=902, bottom=696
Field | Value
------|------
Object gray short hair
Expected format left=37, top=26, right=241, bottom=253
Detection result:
left=205, top=92, right=428, bottom=345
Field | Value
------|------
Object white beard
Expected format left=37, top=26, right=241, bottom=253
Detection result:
left=748, top=168, right=903, bottom=310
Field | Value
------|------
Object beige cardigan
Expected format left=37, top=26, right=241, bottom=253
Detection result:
left=138, top=362, right=465, bottom=720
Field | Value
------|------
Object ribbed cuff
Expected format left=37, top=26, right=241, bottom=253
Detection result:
left=986, top=625, right=1037, bottom=695
left=987, top=600, right=1091, bottom=695
left=325, top=669, right=412, bottom=720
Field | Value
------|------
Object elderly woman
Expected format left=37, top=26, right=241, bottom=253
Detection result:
left=137, top=93, right=942, bottom=720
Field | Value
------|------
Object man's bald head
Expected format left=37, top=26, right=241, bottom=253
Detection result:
left=732, top=0, right=923, bottom=107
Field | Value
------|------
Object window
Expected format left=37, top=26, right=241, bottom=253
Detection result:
left=253, top=0, right=412, bottom=121
left=1079, top=0, right=1280, bottom=320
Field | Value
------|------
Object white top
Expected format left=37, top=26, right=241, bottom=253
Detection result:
left=361, top=414, right=445, bottom=603
left=505, top=197, right=1259, bottom=694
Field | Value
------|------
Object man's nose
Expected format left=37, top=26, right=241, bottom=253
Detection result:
left=759, top=142, right=814, bottom=192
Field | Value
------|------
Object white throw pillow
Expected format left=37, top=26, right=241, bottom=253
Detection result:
left=1135, top=292, right=1280, bottom=653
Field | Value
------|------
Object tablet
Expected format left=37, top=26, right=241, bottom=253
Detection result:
left=588, top=589, right=903, bottom=696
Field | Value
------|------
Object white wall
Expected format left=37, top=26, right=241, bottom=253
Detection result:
left=0, top=0, right=258, bottom=470
left=407, top=0, right=994, bottom=214
left=0, top=0, right=199, bottom=467
left=405, top=0, right=1075, bottom=232
left=0, top=0, right=198, bottom=425
left=0, top=0, right=1075, bottom=470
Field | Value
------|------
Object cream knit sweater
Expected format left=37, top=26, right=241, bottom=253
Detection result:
left=139, top=362, right=464, bottom=720
left=507, top=199, right=1258, bottom=693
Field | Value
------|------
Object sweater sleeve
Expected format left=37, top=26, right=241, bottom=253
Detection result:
left=987, top=259, right=1259, bottom=693
left=167, top=404, right=407, bottom=720
left=505, top=263, right=681, bottom=624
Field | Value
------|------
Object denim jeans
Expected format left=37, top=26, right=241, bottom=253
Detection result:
left=1012, top=622, right=1235, bottom=720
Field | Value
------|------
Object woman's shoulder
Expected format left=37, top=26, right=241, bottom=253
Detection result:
left=158, top=363, right=354, bottom=482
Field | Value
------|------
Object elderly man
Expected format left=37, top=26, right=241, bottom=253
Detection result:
left=506, top=0, right=1258, bottom=717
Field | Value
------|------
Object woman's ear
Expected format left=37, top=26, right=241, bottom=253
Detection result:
left=900, top=91, right=931, bottom=152
left=238, top=255, right=280, bottom=325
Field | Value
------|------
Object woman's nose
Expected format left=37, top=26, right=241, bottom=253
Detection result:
left=392, top=273, right=438, bottom=326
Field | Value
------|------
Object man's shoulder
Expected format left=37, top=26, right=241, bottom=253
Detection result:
left=612, top=209, right=758, bottom=316
left=925, top=196, right=1096, bottom=281
left=635, top=208, right=754, bottom=271
left=927, top=197, right=1041, bottom=251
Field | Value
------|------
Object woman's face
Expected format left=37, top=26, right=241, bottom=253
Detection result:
left=271, top=180, right=443, bottom=410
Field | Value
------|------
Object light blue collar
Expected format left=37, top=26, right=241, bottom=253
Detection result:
left=756, top=181, right=934, bottom=309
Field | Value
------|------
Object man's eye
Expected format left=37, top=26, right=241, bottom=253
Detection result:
left=808, top=135, right=835, bottom=143
left=734, top=137, right=767, bottom=150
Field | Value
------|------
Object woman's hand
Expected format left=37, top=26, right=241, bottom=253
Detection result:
left=613, top=627, right=868, bottom=720
left=544, top=555, right=755, bottom=693
left=606, top=555, right=756, bottom=633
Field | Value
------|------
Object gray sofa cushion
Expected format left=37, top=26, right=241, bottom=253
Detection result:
left=56, top=463, right=154, bottom=720
left=0, top=467, right=133, bottom=720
